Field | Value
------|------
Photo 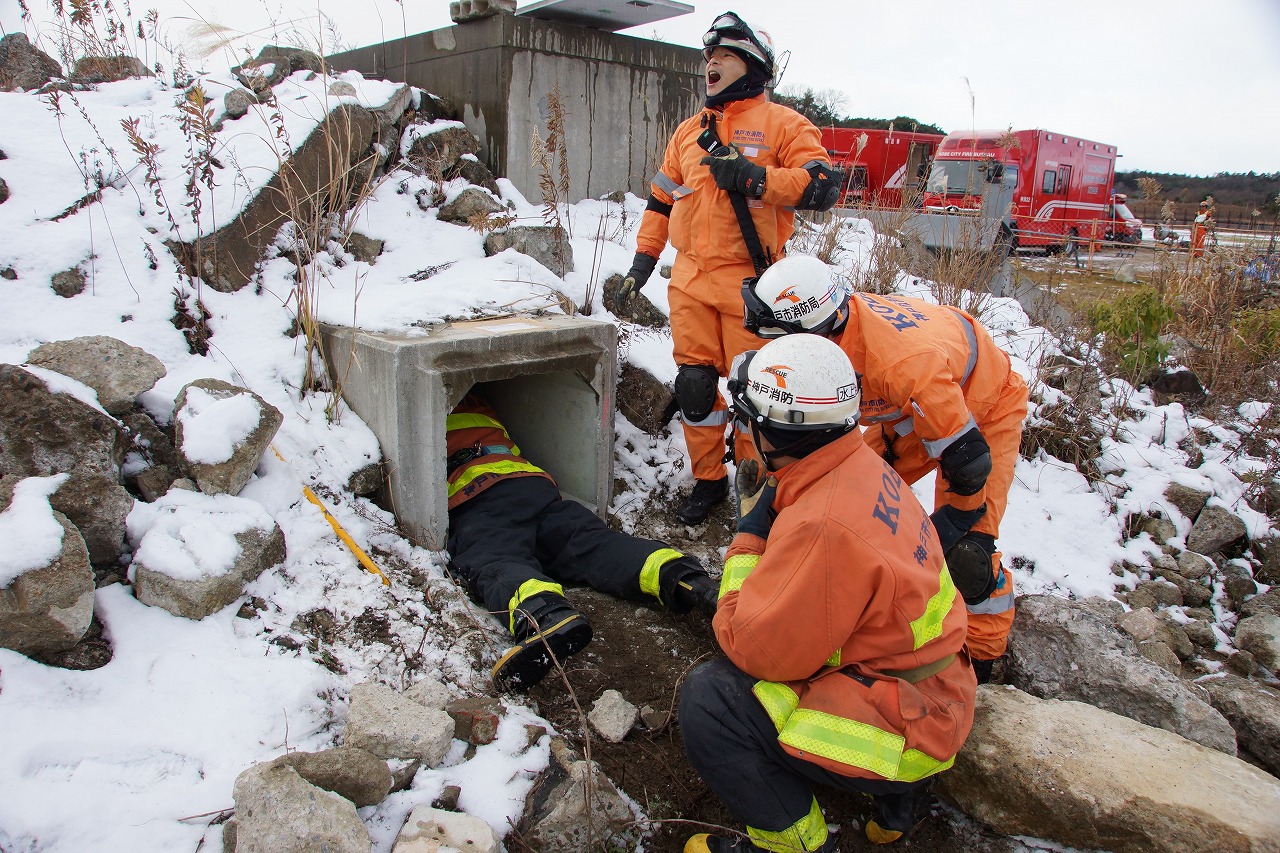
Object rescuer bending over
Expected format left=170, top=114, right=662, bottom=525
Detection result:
left=679, top=334, right=977, bottom=851
left=612, top=10, right=842, bottom=526
left=741, top=255, right=1030, bottom=680
left=446, top=391, right=717, bottom=692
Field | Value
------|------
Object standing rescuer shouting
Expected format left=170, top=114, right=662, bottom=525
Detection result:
left=679, top=334, right=976, bottom=852
left=613, top=10, right=843, bottom=525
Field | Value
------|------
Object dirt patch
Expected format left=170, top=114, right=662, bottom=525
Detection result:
left=524, top=497, right=1024, bottom=852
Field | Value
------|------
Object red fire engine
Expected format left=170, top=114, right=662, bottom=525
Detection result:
left=923, top=129, right=1142, bottom=251
left=820, top=127, right=945, bottom=209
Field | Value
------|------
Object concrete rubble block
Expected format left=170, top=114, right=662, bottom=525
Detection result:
left=70, top=55, right=152, bottom=83
left=1241, top=586, right=1280, bottom=619
left=1200, top=674, right=1280, bottom=777
left=1140, top=514, right=1177, bottom=544
left=0, top=33, right=62, bottom=91
left=28, top=335, right=167, bottom=415
left=1132, top=578, right=1182, bottom=608
left=133, top=465, right=178, bottom=503
left=483, top=225, right=574, bottom=276
left=231, top=762, right=370, bottom=853
left=617, top=362, right=675, bottom=435
left=935, top=685, right=1280, bottom=853
left=1187, top=505, right=1248, bottom=556
left=522, top=739, right=637, bottom=852
left=130, top=491, right=286, bottom=620
left=327, top=80, right=357, bottom=98
left=268, top=746, right=393, bottom=808
left=121, top=410, right=179, bottom=469
left=403, top=676, right=452, bottom=710
left=436, top=187, right=503, bottom=226
left=48, top=471, right=133, bottom=566
left=367, top=84, right=413, bottom=135
left=449, top=156, right=501, bottom=196
left=343, top=232, right=384, bottom=264
left=1226, top=650, right=1258, bottom=677
left=50, top=267, right=87, bottom=298
left=345, top=460, right=384, bottom=497
left=1005, top=595, right=1236, bottom=754
left=1137, top=640, right=1181, bottom=675
left=588, top=689, right=638, bottom=744
left=1222, top=560, right=1259, bottom=611
left=173, top=378, right=284, bottom=496
left=344, top=682, right=454, bottom=766
left=1164, top=482, right=1212, bottom=521
left=174, top=103, right=376, bottom=293
left=392, top=804, right=501, bottom=853
left=0, top=364, right=128, bottom=480
left=232, top=45, right=323, bottom=92
left=404, top=124, right=480, bottom=173
left=446, top=697, right=503, bottom=746
left=1160, top=568, right=1212, bottom=608
left=0, top=479, right=94, bottom=656
left=1115, top=607, right=1193, bottom=661
left=223, top=87, right=256, bottom=121
left=1234, top=614, right=1280, bottom=671
left=1182, top=618, right=1219, bottom=651
left=605, top=274, right=668, bottom=329
left=1176, top=549, right=1214, bottom=580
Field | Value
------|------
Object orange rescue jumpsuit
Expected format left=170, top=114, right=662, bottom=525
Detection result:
left=1191, top=207, right=1213, bottom=259
left=839, top=291, right=1029, bottom=660
left=636, top=94, right=832, bottom=481
left=680, top=428, right=975, bottom=849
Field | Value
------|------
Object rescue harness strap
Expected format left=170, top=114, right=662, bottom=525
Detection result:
left=699, top=112, right=773, bottom=276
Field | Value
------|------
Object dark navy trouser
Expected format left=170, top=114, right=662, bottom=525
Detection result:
left=680, top=658, right=926, bottom=837
left=446, top=476, right=670, bottom=631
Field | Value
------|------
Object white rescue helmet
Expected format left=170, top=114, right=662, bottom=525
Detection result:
left=702, top=11, right=776, bottom=78
left=729, top=334, right=861, bottom=433
left=742, top=254, right=851, bottom=339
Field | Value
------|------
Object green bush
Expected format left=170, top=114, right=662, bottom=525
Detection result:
left=1234, top=306, right=1280, bottom=366
left=1086, top=289, right=1175, bottom=377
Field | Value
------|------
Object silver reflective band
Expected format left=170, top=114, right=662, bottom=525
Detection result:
left=967, top=592, right=1014, bottom=615
left=683, top=409, right=733, bottom=427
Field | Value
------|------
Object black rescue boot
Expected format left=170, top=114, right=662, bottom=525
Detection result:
left=676, top=476, right=729, bottom=525
left=865, top=782, right=933, bottom=844
left=659, top=556, right=719, bottom=616
left=491, top=593, right=592, bottom=693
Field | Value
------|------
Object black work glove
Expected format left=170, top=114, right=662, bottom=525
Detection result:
left=939, top=427, right=992, bottom=496
left=700, top=145, right=767, bottom=198
left=735, top=458, right=778, bottom=538
left=930, top=503, right=988, bottom=553
left=612, top=252, right=658, bottom=315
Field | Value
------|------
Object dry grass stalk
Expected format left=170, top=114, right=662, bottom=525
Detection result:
left=530, top=83, right=572, bottom=278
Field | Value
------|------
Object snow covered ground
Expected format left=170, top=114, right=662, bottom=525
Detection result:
left=0, top=71, right=1274, bottom=852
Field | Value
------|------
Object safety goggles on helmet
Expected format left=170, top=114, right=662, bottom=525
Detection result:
left=702, top=11, right=774, bottom=73
left=741, top=256, right=851, bottom=340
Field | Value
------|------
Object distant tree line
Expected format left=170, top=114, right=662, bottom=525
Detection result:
left=774, top=86, right=945, bottom=135
left=1115, top=170, right=1280, bottom=229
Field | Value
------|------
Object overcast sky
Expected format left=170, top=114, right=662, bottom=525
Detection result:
left=3, top=0, right=1278, bottom=176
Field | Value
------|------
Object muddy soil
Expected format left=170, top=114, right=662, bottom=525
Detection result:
left=525, top=494, right=1025, bottom=852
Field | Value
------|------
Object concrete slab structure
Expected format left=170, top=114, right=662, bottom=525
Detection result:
left=320, top=315, right=617, bottom=549
left=327, top=10, right=703, bottom=203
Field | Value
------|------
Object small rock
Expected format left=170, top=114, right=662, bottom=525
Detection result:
left=344, top=233, right=384, bottom=264
left=1187, top=506, right=1248, bottom=557
left=1176, top=550, right=1214, bottom=580
left=268, top=746, right=393, bottom=808
left=1182, top=619, right=1218, bottom=650
left=1221, top=562, right=1259, bottom=611
left=587, top=689, right=638, bottom=744
left=328, top=80, right=357, bottom=98
left=388, top=758, right=421, bottom=793
left=1226, top=649, right=1257, bottom=676
left=640, top=705, right=670, bottom=730
left=431, top=784, right=461, bottom=811
left=1234, top=614, right=1280, bottom=670
left=1134, top=578, right=1182, bottom=608
left=344, top=682, right=454, bottom=766
left=1138, top=640, right=1181, bottom=675
left=1241, top=587, right=1280, bottom=619
left=437, top=187, right=503, bottom=226
left=1164, top=482, right=1212, bottom=521
left=1140, top=515, right=1177, bottom=544
left=51, top=267, right=87, bottom=298
left=403, top=676, right=452, bottom=710
left=392, top=804, right=500, bottom=853
left=223, top=88, right=256, bottom=120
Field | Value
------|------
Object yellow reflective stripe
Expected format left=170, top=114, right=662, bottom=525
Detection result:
left=752, top=680, right=800, bottom=732
left=639, top=548, right=684, bottom=603
left=754, top=680, right=957, bottom=783
left=824, top=649, right=842, bottom=668
left=909, top=563, right=958, bottom=650
left=507, top=579, right=565, bottom=633
left=446, top=413, right=520, bottom=456
left=448, top=460, right=545, bottom=497
left=720, top=554, right=759, bottom=597
left=746, top=796, right=828, bottom=853
left=900, top=749, right=955, bottom=782
left=780, top=709, right=906, bottom=780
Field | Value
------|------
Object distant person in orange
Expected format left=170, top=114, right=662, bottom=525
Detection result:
left=1191, top=200, right=1214, bottom=259
left=741, top=255, right=1029, bottom=682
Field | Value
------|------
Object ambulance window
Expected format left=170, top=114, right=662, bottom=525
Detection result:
left=1042, top=170, right=1056, bottom=194
left=1003, top=164, right=1019, bottom=187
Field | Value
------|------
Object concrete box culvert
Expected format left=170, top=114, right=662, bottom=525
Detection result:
left=320, top=315, right=617, bottom=549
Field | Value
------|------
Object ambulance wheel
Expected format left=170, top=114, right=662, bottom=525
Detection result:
left=1063, top=229, right=1079, bottom=257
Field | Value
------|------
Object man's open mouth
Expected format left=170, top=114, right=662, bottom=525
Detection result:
left=708, top=70, right=721, bottom=84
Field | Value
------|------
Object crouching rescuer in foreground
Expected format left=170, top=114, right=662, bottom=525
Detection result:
left=680, top=335, right=977, bottom=851
left=446, top=391, right=718, bottom=692
left=612, top=9, right=842, bottom=525
left=742, top=255, right=1030, bottom=681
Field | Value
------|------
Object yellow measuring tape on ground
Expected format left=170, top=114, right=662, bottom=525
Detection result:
left=272, top=446, right=391, bottom=586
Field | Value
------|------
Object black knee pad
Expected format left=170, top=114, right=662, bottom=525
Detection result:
left=946, top=533, right=998, bottom=605
left=675, top=364, right=719, bottom=423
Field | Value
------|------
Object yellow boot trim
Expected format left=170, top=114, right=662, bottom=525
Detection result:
left=639, top=548, right=685, bottom=603
left=506, top=579, right=566, bottom=633
left=745, top=796, right=828, bottom=852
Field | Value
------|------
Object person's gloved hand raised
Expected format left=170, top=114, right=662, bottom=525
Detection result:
left=735, top=458, right=778, bottom=538
left=700, top=145, right=766, bottom=198
left=612, top=252, right=658, bottom=315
